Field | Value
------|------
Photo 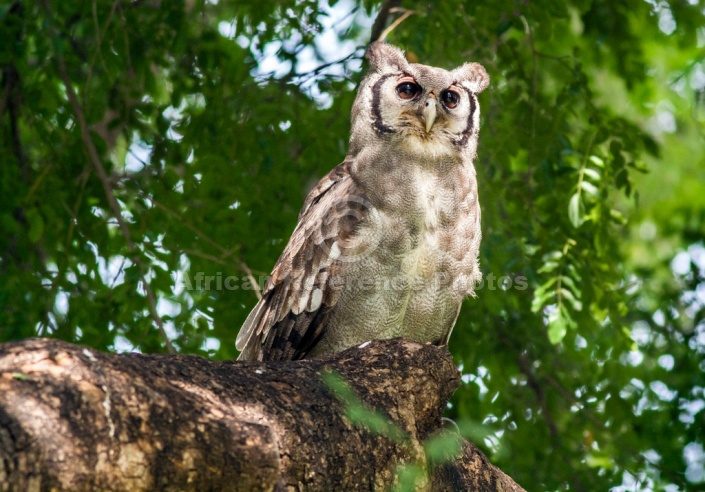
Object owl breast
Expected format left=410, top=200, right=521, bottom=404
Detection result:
left=401, top=164, right=480, bottom=334
left=345, top=149, right=481, bottom=345
left=395, top=167, right=455, bottom=276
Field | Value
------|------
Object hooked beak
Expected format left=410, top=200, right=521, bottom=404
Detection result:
left=422, top=96, right=437, bottom=133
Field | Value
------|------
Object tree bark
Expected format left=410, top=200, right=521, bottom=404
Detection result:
left=0, top=337, right=525, bottom=491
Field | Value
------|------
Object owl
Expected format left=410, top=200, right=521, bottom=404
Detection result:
left=236, top=42, right=489, bottom=361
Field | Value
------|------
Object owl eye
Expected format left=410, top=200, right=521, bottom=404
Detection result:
left=441, top=90, right=461, bottom=109
left=396, top=81, right=420, bottom=100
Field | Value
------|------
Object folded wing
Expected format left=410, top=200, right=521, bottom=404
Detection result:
left=236, top=161, right=368, bottom=361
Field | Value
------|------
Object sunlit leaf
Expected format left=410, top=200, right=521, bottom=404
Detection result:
left=580, top=180, right=599, bottom=196
left=547, top=309, right=568, bottom=344
left=568, top=193, right=582, bottom=228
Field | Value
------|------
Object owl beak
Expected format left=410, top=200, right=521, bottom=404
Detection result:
left=422, top=97, right=437, bottom=133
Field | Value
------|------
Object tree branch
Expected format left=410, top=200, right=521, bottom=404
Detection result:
left=377, top=8, right=419, bottom=42
left=6, top=66, right=27, bottom=182
left=0, top=337, right=525, bottom=491
left=369, top=0, right=401, bottom=43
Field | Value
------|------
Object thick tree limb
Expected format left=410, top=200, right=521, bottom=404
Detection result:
left=0, top=338, right=525, bottom=491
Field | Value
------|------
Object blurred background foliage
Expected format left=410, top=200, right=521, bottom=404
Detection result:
left=1, top=0, right=704, bottom=489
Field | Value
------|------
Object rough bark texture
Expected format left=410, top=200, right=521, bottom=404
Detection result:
left=0, top=337, right=525, bottom=491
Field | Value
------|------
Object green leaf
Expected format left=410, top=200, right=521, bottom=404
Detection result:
left=585, top=454, right=614, bottom=469
left=565, top=263, right=582, bottom=282
left=542, top=251, right=564, bottom=262
left=568, top=193, right=582, bottom=228
left=622, top=327, right=638, bottom=351
left=582, top=168, right=601, bottom=181
left=26, top=208, right=44, bottom=243
left=392, top=464, right=426, bottom=492
left=609, top=208, right=627, bottom=225
left=537, top=261, right=560, bottom=274
left=424, top=432, right=461, bottom=465
left=558, top=274, right=578, bottom=293
left=321, top=370, right=405, bottom=441
left=588, top=155, right=605, bottom=168
left=580, top=181, right=599, bottom=196
left=547, top=310, right=568, bottom=344
left=560, top=287, right=583, bottom=312
left=534, top=277, right=558, bottom=297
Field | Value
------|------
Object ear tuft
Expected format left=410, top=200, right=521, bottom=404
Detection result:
left=454, top=62, right=490, bottom=94
left=365, top=42, right=409, bottom=73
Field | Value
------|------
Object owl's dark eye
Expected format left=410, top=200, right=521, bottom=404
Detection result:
left=396, top=81, right=420, bottom=100
left=441, top=90, right=461, bottom=109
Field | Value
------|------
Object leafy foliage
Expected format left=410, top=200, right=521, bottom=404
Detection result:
left=1, top=0, right=704, bottom=489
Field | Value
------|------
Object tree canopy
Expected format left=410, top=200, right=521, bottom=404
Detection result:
left=1, top=0, right=704, bottom=489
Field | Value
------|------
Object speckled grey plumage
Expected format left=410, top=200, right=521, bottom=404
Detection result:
left=236, top=42, right=489, bottom=361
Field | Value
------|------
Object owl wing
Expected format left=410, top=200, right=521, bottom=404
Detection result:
left=236, top=160, right=367, bottom=361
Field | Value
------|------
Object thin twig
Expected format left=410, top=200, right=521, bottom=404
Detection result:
left=377, top=8, right=418, bottom=42
left=542, top=375, right=604, bottom=429
left=152, top=200, right=262, bottom=300
left=54, top=63, right=133, bottom=245
left=84, top=0, right=121, bottom=107
left=40, top=168, right=90, bottom=335
left=182, top=248, right=229, bottom=267
left=24, top=164, right=53, bottom=202
left=285, top=51, right=359, bottom=85
left=517, top=353, right=559, bottom=440
left=237, top=259, right=262, bottom=301
left=520, top=16, right=538, bottom=169
left=0, top=2, right=23, bottom=118
left=3, top=64, right=28, bottom=181
left=0, top=73, right=11, bottom=117
left=110, top=257, right=128, bottom=288
left=533, top=49, right=574, bottom=71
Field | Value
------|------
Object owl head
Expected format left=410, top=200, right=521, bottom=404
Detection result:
left=350, top=42, right=489, bottom=160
